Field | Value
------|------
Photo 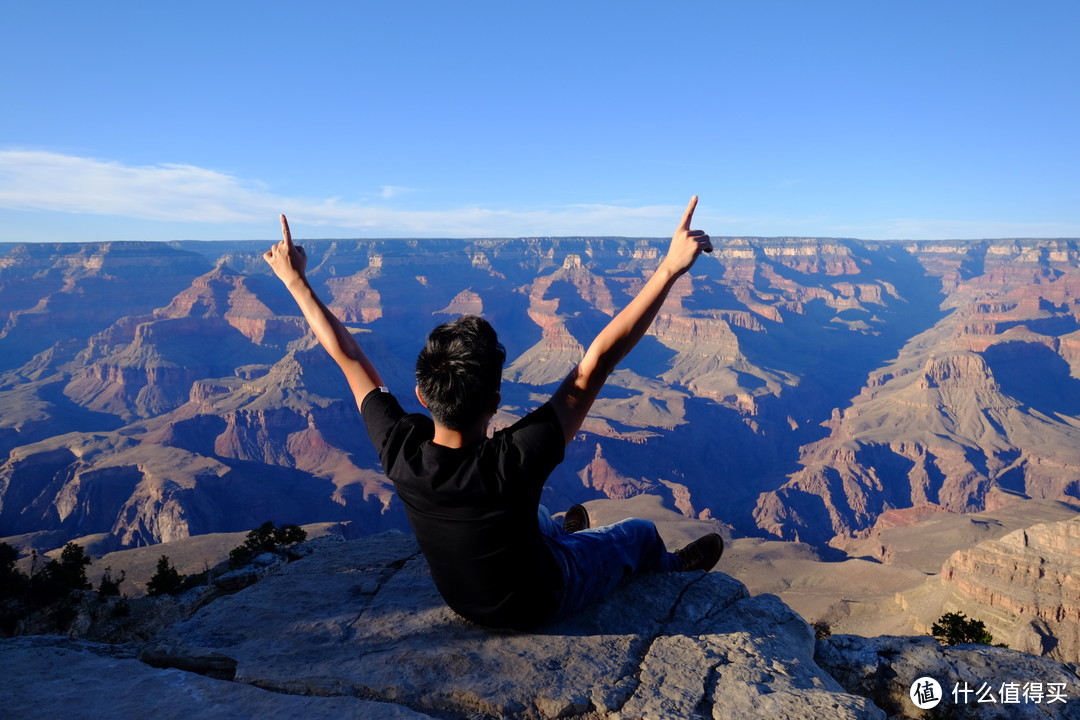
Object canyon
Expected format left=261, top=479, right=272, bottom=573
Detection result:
left=2, top=235, right=1079, bottom=662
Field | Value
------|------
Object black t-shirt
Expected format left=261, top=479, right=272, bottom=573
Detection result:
left=361, top=387, right=566, bottom=629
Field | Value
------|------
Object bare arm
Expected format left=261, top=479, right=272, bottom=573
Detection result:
left=264, top=214, right=384, bottom=408
left=549, top=196, right=711, bottom=445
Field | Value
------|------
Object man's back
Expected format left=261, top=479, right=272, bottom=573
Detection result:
left=362, top=387, right=565, bottom=629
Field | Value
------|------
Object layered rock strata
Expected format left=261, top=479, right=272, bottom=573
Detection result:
left=941, top=516, right=1080, bottom=663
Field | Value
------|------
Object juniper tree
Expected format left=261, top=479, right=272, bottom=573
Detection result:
left=228, top=522, right=307, bottom=568
left=932, top=612, right=996, bottom=646
left=0, top=542, right=28, bottom=601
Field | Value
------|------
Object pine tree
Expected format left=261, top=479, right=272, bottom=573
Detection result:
left=0, top=542, right=29, bottom=601
left=146, top=555, right=185, bottom=596
left=46, top=543, right=92, bottom=592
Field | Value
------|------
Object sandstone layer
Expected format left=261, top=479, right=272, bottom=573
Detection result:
left=148, top=533, right=881, bottom=720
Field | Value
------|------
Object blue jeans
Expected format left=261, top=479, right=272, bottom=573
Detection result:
left=538, top=505, right=682, bottom=622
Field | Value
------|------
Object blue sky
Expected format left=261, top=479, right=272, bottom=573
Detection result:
left=2, top=1, right=1078, bottom=242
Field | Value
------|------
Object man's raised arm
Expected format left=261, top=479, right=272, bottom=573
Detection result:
left=264, top=214, right=384, bottom=408
left=549, top=196, right=711, bottom=445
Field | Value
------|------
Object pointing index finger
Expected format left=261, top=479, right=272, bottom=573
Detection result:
left=280, top=214, right=293, bottom=246
left=679, top=195, right=699, bottom=231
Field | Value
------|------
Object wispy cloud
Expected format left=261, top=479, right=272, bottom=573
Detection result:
left=0, top=151, right=690, bottom=237
left=0, top=151, right=267, bottom=223
left=378, top=185, right=416, bottom=200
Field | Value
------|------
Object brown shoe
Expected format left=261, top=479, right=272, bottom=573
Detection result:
left=676, top=533, right=724, bottom=572
left=563, top=504, right=590, bottom=533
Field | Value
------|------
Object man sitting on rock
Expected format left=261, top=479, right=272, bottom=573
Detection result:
left=264, top=197, right=723, bottom=630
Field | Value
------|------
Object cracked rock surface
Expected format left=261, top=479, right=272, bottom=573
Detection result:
left=817, top=634, right=1080, bottom=720
left=1, top=634, right=433, bottom=719
left=3, top=532, right=885, bottom=719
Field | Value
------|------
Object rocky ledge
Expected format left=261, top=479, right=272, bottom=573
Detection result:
left=3, top=533, right=1078, bottom=719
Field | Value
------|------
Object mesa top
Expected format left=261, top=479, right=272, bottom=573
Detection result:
left=361, top=387, right=565, bottom=629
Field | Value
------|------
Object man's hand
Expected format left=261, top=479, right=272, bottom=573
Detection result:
left=659, top=196, right=712, bottom=277
left=265, top=213, right=384, bottom=406
left=264, top=214, right=308, bottom=286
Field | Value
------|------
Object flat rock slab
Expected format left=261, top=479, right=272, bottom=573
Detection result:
left=149, top=532, right=882, bottom=719
left=0, top=634, right=436, bottom=720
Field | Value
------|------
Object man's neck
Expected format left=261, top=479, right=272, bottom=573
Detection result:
left=432, top=422, right=487, bottom=449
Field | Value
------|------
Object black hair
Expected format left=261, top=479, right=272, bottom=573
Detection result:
left=415, top=315, right=506, bottom=431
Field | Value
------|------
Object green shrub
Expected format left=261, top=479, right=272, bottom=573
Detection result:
left=812, top=619, right=832, bottom=641
left=46, top=543, right=92, bottom=592
left=2, top=542, right=92, bottom=635
left=0, top=542, right=31, bottom=635
left=97, top=567, right=125, bottom=599
left=0, top=542, right=29, bottom=601
left=26, top=543, right=92, bottom=607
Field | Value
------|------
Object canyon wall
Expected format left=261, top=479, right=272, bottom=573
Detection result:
left=941, top=516, right=1080, bottom=663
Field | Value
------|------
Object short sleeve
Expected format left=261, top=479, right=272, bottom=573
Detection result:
left=361, top=387, right=407, bottom=456
left=499, top=403, right=566, bottom=481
